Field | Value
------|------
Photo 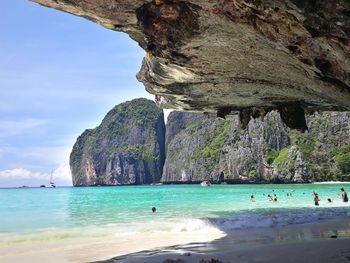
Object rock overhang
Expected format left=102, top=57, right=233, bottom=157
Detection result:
left=31, top=0, right=350, bottom=130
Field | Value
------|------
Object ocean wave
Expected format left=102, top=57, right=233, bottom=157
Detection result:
left=172, top=218, right=219, bottom=232
left=213, top=207, right=350, bottom=230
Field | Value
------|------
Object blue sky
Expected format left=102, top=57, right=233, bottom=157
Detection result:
left=0, top=1, right=153, bottom=186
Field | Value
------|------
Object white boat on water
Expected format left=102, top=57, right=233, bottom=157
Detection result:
left=47, top=182, right=56, bottom=188
left=47, top=171, right=56, bottom=188
left=200, top=180, right=211, bottom=187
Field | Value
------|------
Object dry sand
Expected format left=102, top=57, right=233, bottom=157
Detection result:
left=0, top=227, right=224, bottom=263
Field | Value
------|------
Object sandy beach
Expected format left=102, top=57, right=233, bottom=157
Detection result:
left=101, top=218, right=350, bottom=263
left=0, top=226, right=224, bottom=263
left=110, top=238, right=350, bottom=263
left=1, top=214, right=349, bottom=263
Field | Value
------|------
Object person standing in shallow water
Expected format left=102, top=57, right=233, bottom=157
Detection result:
left=341, top=188, right=348, bottom=202
left=314, top=193, right=320, bottom=206
left=152, top=207, right=156, bottom=213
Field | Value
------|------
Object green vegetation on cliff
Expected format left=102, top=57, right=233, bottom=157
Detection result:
left=264, top=145, right=279, bottom=165
left=329, top=145, right=350, bottom=177
left=70, top=98, right=165, bottom=186
left=274, top=148, right=289, bottom=165
left=72, top=106, right=350, bottom=185
left=163, top=111, right=350, bottom=183
left=194, top=119, right=230, bottom=161
left=290, top=130, right=316, bottom=159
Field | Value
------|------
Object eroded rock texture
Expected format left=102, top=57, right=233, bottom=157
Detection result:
left=32, top=0, right=350, bottom=128
left=163, top=111, right=350, bottom=183
left=70, top=99, right=165, bottom=186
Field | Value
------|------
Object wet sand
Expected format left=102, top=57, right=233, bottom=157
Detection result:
left=100, top=218, right=350, bottom=263
left=109, top=238, right=350, bottom=263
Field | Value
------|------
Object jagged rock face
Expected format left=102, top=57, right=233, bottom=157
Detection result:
left=163, top=111, right=350, bottom=183
left=70, top=98, right=165, bottom=186
left=32, top=0, right=350, bottom=128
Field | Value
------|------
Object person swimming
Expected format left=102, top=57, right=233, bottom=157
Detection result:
left=327, top=198, right=332, bottom=203
left=273, top=194, right=277, bottom=202
left=341, top=188, right=348, bottom=202
left=152, top=207, right=156, bottom=213
left=250, top=195, right=255, bottom=203
left=268, top=194, right=273, bottom=201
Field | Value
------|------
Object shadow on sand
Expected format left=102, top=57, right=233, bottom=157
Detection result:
left=94, top=218, right=350, bottom=263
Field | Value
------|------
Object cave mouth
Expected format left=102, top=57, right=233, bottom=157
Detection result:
left=31, top=0, right=350, bottom=130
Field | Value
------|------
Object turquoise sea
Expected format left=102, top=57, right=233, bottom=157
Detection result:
left=0, top=184, right=350, bottom=262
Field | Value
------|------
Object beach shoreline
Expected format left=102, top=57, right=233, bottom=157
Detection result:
left=1, top=217, right=350, bottom=263
left=1, top=185, right=349, bottom=263
left=108, top=238, right=350, bottom=263
left=100, top=218, right=350, bottom=263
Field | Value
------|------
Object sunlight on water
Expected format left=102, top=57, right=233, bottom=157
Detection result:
left=0, top=184, right=349, bottom=241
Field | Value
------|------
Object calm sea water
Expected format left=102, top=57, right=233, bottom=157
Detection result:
left=0, top=184, right=349, bottom=237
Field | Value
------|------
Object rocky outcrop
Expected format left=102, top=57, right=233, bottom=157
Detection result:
left=71, top=99, right=349, bottom=185
left=162, top=111, right=350, bottom=183
left=70, top=98, right=165, bottom=186
left=32, top=0, right=350, bottom=129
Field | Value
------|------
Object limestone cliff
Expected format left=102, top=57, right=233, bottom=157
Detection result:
left=70, top=98, right=165, bottom=186
left=162, top=111, right=350, bottom=183
left=32, top=0, right=350, bottom=130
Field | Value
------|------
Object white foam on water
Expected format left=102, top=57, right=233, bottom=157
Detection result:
left=214, top=207, right=350, bottom=230
left=172, top=218, right=219, bottom=232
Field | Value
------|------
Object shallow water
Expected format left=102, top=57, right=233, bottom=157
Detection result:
left=1, top=184, right=349, bottom=233
left=0, top=184, right=349, bottom=262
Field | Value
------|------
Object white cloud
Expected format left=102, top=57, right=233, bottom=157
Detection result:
left=0, top=118, right=46, bottom=137
left=52, top=162, right=72, bottom=184
left=0, top=162, right=72, bottom=187
left=0, top=168, right=44, bottom=180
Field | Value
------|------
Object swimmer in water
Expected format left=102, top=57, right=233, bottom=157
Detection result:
left=273, top=194, right=277, bottom=202
left=250, top=195, right=255, bottom=203
left=152, top=207, right=156, bottom=213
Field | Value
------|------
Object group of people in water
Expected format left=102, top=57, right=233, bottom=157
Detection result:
left=250, top=189, right=294, bottom=203
left=250, top=193, right=278, bottom=202
left=313, top=187, right=348, bottom=206
left=152, top=188, right=348, bottom=212
left=250, top=187, right=348, bottom=206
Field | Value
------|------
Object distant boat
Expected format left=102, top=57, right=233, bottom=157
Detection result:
left=19, top=185, right=29, bottom=188
left=40, top=185, right=46, bottom=188
left=200, top=180, right=211, bottom=187
left=47, top=171, right=56, bottom=188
